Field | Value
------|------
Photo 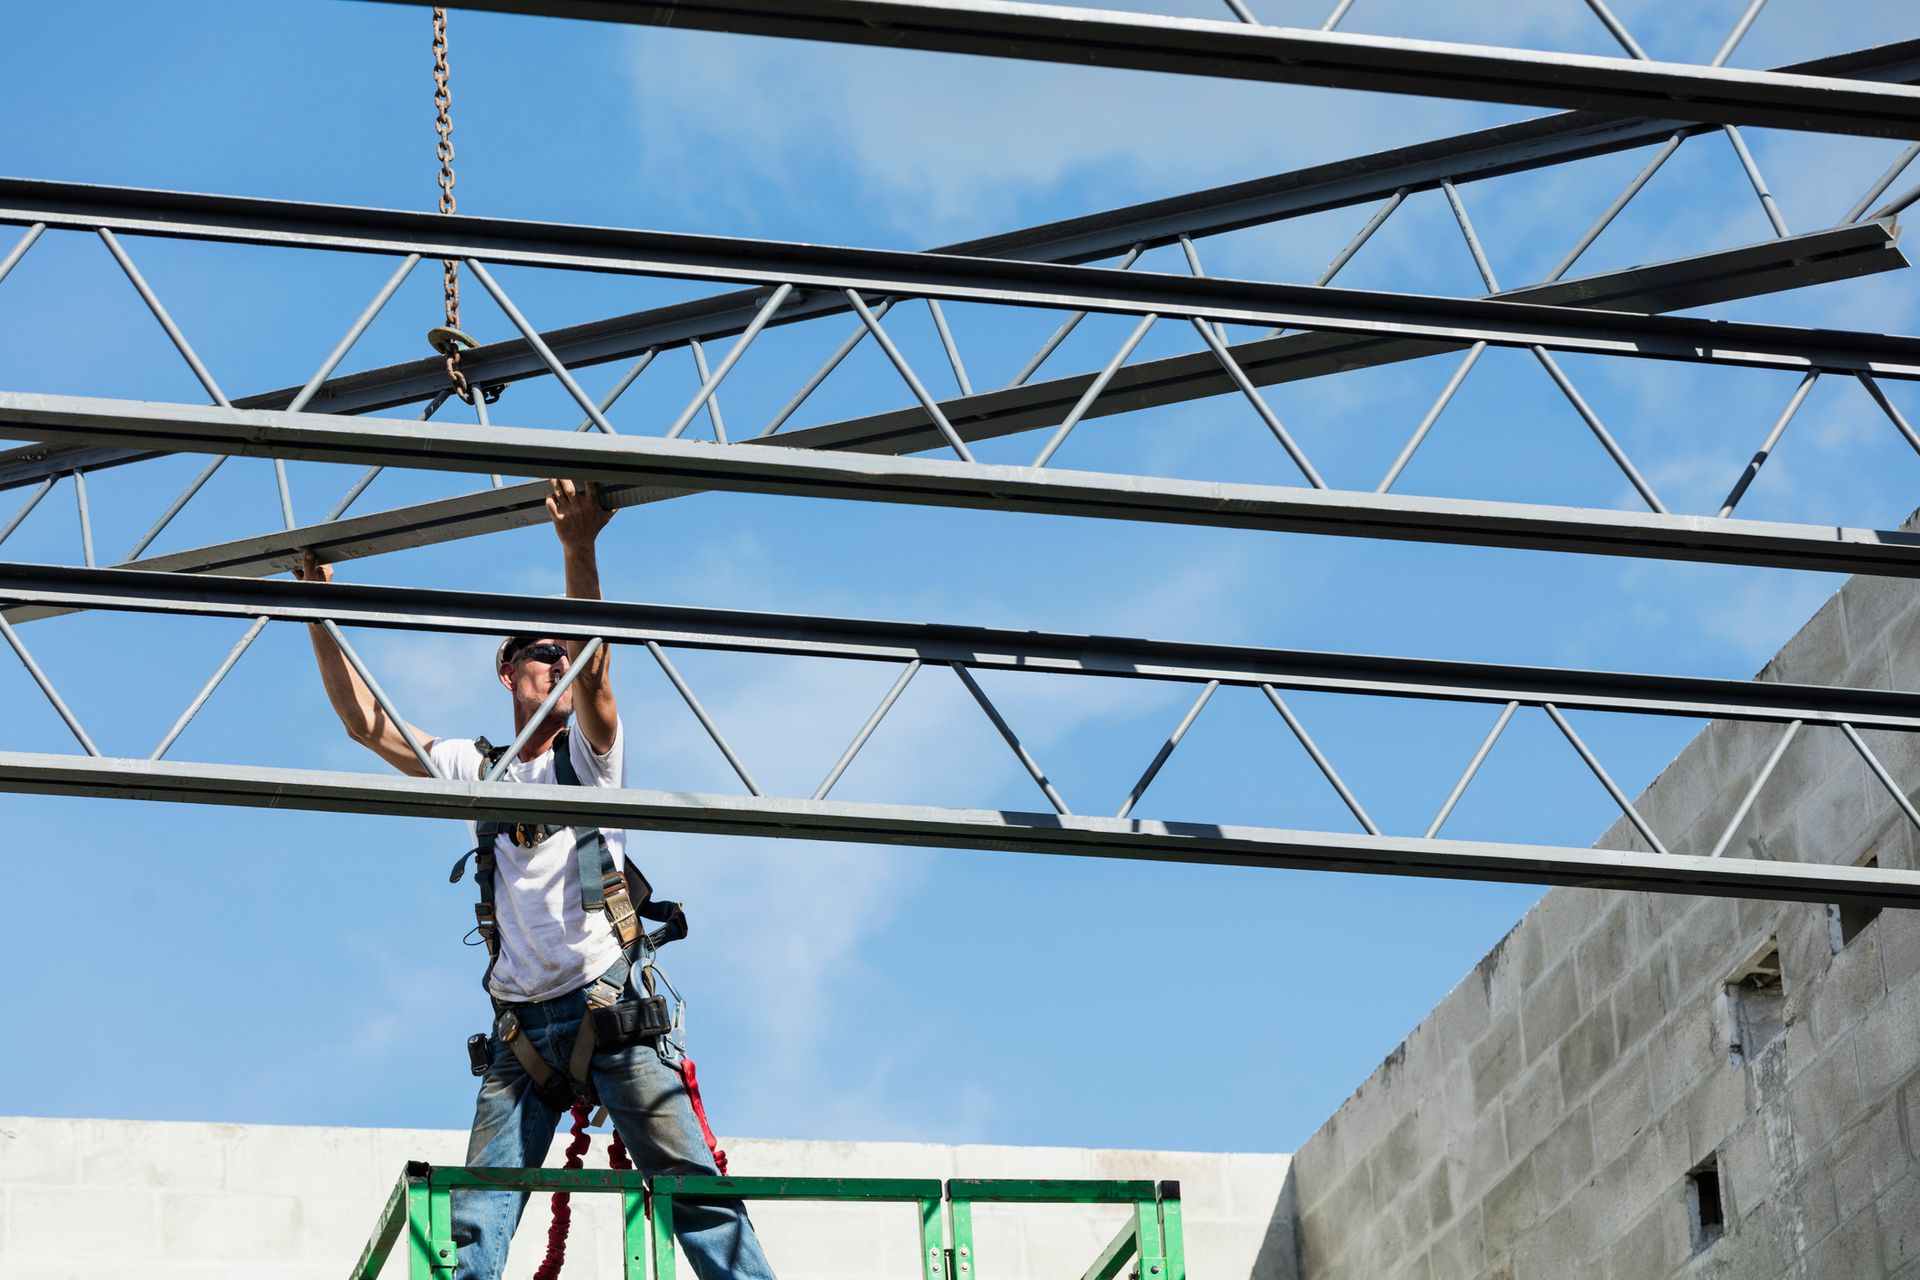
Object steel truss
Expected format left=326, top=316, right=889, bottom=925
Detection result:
left=3, top=218, right=1899, bottom=490
left=377, top=0, right=1920, bottom=139
left=2, top=181, right=1914, bottom=379
left=9, top=34, right=1916, bottom=489
left=8, top=392, right=1920, bottom=579
left=5, top=566, right=1920, bottom=907
left=4, top=752, right=1912, bottom=909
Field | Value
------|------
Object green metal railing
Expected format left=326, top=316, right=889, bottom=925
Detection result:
left=351, top=1163, right=1186, bottom=1280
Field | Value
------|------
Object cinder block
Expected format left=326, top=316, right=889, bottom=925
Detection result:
left=1797, top=765, right=1880, bottom=870
left=77, top=1118, right=226, bottom=1190
left=7, top=1187, right=159, bottom=1259
left=1602, top=1201, right=1671, bottom=1280
left=1879, top=1169, right=1920, bottom=1274
left=1419, top=1201, right=1485, bottom=1279
left=0, top=1119, right=77, bottom=1186
left=1556, top=1004, right=1619, bottom=1107
left=1803, top=1203, right=1888, bottom=1280
left=1856, top=984, right=1920, bottom=1101
left=1471, top=1014, right=1522, bottom=1112
left=301, top=1191, right=395, bottom=1263
left=1221, top=1153, right=1294, bottom=1222
left=160, top=1191, right=303, bottom=1261
left=1792, top=1046, right=1867, bottom=1165
left=1525, top=1107, right=1594, bottom=1216
left=1447, top=1109, right=1508, bottom=1212
left=1783, top=1162, right=1845, bottom=1258
left=226, top=1125, right=378, bottom=1196
left=1572, top=907, right=1632, bottom=1009
left=1719, top=1114, right=1774, bottom=1223
left=1840, top=578, right=1920, bottom=661
left=1479, top=1158, right=1537, bottom=1257
left=1520, top=961, right=1579, bottom=1068
left=1667, top=898, right=1741, bottom=1004
left=1588, top=1054, right=1652, bottom=1170
left=1645, top=1007, right=1720, bottom=1110
left=1424, top=978, right=1493, bottom=1065
left=1609, top=956, right=1671, bottom=1059
left=1503, top=1057, right=1564, bottom=1163
left=1752, top=724, right=1855, bottom=838
left=1829, top=1100, right=1908, bottom=1225
left=1677, top=1061, right=1750, bottom=1171
left=1879, top=910, right=1920, bottom=997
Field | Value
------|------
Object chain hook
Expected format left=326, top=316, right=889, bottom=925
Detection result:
left=430, top=8, right=475, bottom=404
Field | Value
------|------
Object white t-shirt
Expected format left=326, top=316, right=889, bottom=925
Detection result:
left=429, top=719, right=628, bottom=1003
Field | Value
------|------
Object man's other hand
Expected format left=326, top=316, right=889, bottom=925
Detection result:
left=295, top=550, right=334, bottom=584
left=547, top=478, right=613, bottom=547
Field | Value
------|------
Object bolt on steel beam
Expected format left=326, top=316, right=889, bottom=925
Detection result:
left=371, top=0, right=1920, bottom=140
left=5, top=750, right=1917, bottom=909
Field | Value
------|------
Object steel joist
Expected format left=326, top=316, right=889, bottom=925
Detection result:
left=3, top=750, right=1914, bottom=909
left=3, top=181, right=1920, bottom=391
left=369, top=0, right=1920, bottom=140
left=5, top=392, right=1920, bottom=579
left=2, top=180, right=1917, bottom=382
left=6, top=559, right=1920, bottom=731
left=1, top=218, right=1898, bottom=491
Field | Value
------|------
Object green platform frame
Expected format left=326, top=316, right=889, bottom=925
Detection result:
left=350, top=1163, right=1186, bottom=1280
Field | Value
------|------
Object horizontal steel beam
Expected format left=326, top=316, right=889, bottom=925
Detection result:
left=6, top=392, right=1920, bottom=579
left=3, top=217, right=1898, bottom=489
left=382, top=0, right=1920, bottom=140
left=5, top=181, right=1919, bottom=387
left=7, top=559, right=1919, bottom=730
left=4, top=750, right=1913, bottom=908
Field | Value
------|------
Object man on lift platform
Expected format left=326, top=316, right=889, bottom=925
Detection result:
left=298, top=478, right=777, bottom=1280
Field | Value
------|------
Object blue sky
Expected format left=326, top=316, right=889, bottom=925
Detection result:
left=1, top=0, right=1917, bottom=1157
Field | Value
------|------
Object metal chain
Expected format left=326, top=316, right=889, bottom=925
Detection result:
left=432, top=7, right=474, bottom=403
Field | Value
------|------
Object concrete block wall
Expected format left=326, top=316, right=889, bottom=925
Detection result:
left=0, top=1116, right=1291, bottom=1279
left=1284, top=572, right=1920, bottom=1279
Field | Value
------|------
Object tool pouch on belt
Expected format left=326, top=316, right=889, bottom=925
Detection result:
left=591, top=994, right=673, bottom=1049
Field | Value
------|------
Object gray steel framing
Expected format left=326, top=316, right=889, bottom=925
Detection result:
left=3, top=218, right=1897, bottom=489
left=7, top=391, right=1920, bottom=579
left=8, top=559, right=1920, bottom=730
left=759, top=222, right=1908, bottom=462
left=2, top=181, right=1916, bottom=381
left=372, top=0, right=1920, bottom=140
left=9, top=27, right=1914, bottom=489
left=3, top=749, right=1913, bottom=909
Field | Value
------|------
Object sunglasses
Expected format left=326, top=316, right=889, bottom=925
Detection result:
left=512, top=642, right=570, bottom=665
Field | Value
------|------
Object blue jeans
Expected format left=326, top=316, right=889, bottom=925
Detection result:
left=452, top=965, right=777, bottom=1280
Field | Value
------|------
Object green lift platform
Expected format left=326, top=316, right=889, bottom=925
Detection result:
left=352, top=1166, right=1187, bottom=1280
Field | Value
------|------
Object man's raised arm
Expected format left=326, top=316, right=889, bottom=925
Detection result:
left=294, top=551, right=439, bottom=777
left=548, top=478, right=618, bottom=755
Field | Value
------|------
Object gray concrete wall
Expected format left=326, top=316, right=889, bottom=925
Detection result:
left=1285, top=573, right=1920, bottom=1280
left=0, top=1115, right=1290, bottom=1279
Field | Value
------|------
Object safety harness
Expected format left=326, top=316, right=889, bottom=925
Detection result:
left=450, top=728, right=687, bottom=1110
